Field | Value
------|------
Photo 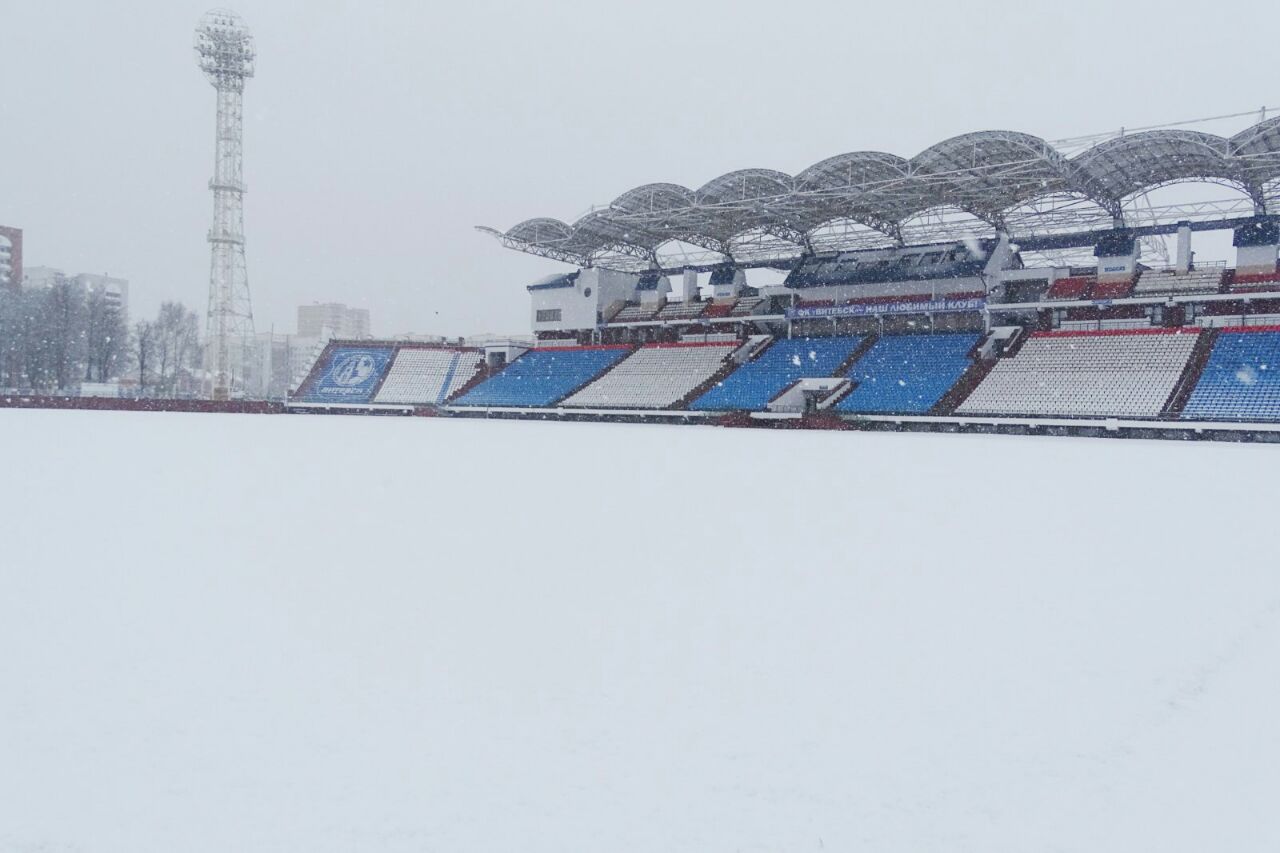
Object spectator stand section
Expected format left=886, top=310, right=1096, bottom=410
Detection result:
left=561, top=342, right=738, bottom=410
left=689, top=336, right=865, bottom=411
left=292, top=342, right=397, bottom=407
left=291, top=341, right=486, bottom=411
left=1182, top=326, right=1280, bottom=422
left=956, top=328, right=1200, bottom=420
left=374, top=345, right=484, bottom=406
left=451, top=345, right=633, bottom=408
left=836, top=333, right=982, bottom=415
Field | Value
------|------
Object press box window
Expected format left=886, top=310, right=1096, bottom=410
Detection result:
left=536, top=309, right=562, bottom=323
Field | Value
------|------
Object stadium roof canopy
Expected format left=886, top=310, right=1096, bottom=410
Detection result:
left=481, top=114, right=1280, bottom=272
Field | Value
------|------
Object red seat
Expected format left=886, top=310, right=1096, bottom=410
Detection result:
left=1091, top=279, right=1133, bottom=300
left=1230, top=271, right=1280, bottom=292
left=1046, top=277, right=1094, bottom=300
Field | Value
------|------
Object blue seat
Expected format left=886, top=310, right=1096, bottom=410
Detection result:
left=1183, top=330, right=1280, bottom=421
left=837, top=333, right=979, bottom=414
left=689, top=337, right=863, bottom=411
left=452, top=347, right=631, bottom=407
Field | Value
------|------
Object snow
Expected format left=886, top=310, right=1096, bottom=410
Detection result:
left=2, top=409, right=1279, bottom=852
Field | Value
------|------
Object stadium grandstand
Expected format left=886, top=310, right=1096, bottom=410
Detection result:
left=291, top=108, right=1280, bottom=440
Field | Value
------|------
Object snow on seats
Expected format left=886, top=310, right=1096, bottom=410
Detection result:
left=1182, top=327, right=1280, bottom=421
left=690, top=336, right=863, bottom=411
left=1133, top=267, right=1225, bottom=296
left=1228, top=270, right=1280, bottom=293
left=656, top=301, right=708, bottom=321
left=1045, top=276, right=1094, bottom=301
left=451, top=345, right=631, bottom=408
left=561, top=342, right=736, bottom=409
left=836, top=333, right=979, bottom=414
left=374, top=347, right=482, bottom=405
left=956, top=329, right=1199, bottom=419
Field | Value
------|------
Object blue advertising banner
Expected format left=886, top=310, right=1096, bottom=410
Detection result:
left=303, top=347, right=394, bottom=403
left=785, top=296, right=986, bottom=320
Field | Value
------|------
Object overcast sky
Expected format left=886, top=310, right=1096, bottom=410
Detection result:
left=2, top=0, right=1276, bottom=336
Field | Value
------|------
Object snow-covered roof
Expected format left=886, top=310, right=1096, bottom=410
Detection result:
left=485, top=117, right=1280, bottom=270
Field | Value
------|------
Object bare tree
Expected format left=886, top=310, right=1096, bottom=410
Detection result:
left=154, top=302, right=201, bottom=395
left=134, top=319, right=157, bottom=394
left=84, top=289, right=129, bottom=382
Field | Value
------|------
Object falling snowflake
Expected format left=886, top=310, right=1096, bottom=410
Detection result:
left=1236, top=365, right=1259, bottom=386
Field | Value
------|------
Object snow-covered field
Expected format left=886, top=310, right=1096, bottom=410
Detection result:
left=2, top=409, right=1279, bottom=853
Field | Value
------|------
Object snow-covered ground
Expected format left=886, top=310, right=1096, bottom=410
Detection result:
left=2, top=409, right=1279, bottom=853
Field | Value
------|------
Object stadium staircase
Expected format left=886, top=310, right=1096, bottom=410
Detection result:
left=451, top=345, right=634, bottom=408
left=563, top=342, right=736, bottom=409
left=835, top=334, right=880, bottom=377
left=1163, top=329, right=1220, bottom=417
left=834, top=333, right=982, bottom=416
left=933, top=340, right=998, bottom=415
left=552, top=346, right=636, bottom=405
left=672, top=337, right=770, bottom=410
left=442, top=360, right=496, bottom=404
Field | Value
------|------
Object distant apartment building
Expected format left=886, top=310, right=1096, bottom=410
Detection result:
left=297, top=302, right=370, bottom=339
left=24, top=266, right=130, bottom=314
left=0, top=225, right=22, bottom=289
left=244, top=331, right=328, bottom=400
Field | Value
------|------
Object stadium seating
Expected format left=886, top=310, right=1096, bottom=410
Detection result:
left=704, top=299, right=737, bottom=318
left=657, top=301, right=707, bottom=321
left=1182, top=328, right=1280, bottom=421
left=1133, top=268, right=1225, bottom=296
left=451, top=346, right=632, bottom=407
left=613, top=304, right=657, bottom=322
left=1091, top=279, right=1134, bottom=300
left=1045, top=277, right=1094, bottom=300
left=374, top=348, right=481, bottom=405
left=690, top=336, right=863, bottom=411
left=561, top=343, right=736, bottom=409
left=1228, top=270, right=1280, bottom=293
left=295, top=345, right=396, bottom=404
left=836, top=333, right=979, bottom=414
left=956, top=329, right=1199, bottom=418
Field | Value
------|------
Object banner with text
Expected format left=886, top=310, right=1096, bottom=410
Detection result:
left=785, top=296, right=986, bottom=320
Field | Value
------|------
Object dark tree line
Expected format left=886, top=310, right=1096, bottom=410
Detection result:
left=0, top=282, right=128, bottom=390
left=0, top=284, right=202, bottom=395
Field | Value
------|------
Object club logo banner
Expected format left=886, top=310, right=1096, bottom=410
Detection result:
left=307, top=348, right=394, bottom=402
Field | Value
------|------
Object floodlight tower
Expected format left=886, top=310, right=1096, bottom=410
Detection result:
left=195, top=9, right=256, bottom=400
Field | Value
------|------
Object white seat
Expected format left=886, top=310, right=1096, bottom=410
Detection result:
left=563, top=344, right=736, bottom=409
left=957, top=331, right=1199, bottom=418
left=375, top=349, right=481, bottom=404
left=1133, top=268, right=1224, bottom=295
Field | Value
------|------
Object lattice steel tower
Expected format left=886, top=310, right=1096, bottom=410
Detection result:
left=195, top=9, right=255, bottom=400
